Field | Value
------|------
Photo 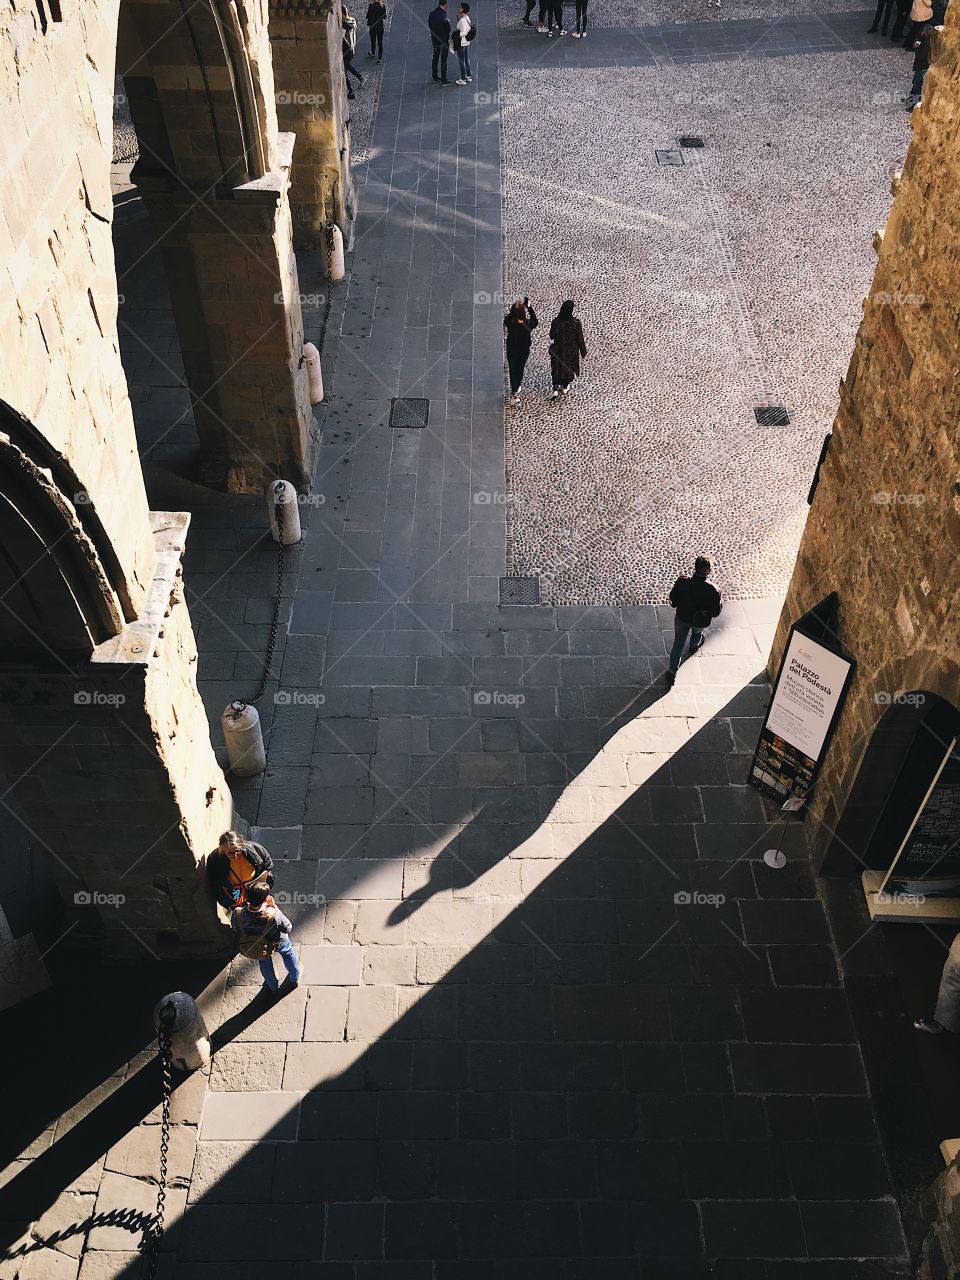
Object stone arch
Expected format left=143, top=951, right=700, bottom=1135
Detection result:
left=823, top=652, right=960, bottom=875
left=0, top=399, right=127, bottom=654
left=114, top=0, right=315, bottom=493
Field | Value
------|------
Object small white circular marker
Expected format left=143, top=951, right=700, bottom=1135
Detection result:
left=763, top=849, right=787, bottom=869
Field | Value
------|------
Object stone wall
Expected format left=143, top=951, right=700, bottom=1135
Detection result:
left=769, top=5, right=960, bottom=871
left=917, top=1153, right=960, bottom=1278
left=270, top=0, right=358, bottom=245
left=0, top=0, right=156, bottom=613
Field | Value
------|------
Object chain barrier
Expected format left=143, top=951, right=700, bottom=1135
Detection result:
left=230, top=496, right=285, bottom=715
left=145, top=1010, right=174, bottom=1280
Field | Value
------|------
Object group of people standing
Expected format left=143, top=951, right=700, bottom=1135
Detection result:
left=504, top=298, right=587, bottom=404
left=866, top=0, right=950, bottom=108
left=521, top=0, right=589, bottom=37
left=428, top=0, right=477, bottom=86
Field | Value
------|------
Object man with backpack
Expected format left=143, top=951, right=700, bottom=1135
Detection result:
left=665, top=556, right=722, bottom=686
left=233, top=881, right=301, bottom=994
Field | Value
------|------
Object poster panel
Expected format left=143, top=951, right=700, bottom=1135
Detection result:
left=749, top=628, right=855, bottom=801
left=883, top=744, right=960, bottom=895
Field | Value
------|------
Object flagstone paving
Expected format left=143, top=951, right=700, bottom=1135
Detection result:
left=0, top=1, right=920, bottom=1277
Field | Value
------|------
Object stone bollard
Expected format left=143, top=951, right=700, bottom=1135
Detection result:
left=326, top=223, right=345, bottom=283
left=221, top=701, right=266, bottom=777
left=153, top=991, right=210, bottom=1072
left=267, top=478, right=302, bottom=544
left=302, top=342, right=324, bottom=404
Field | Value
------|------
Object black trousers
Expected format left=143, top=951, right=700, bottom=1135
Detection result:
left=889, top=0, right=912, bottom=38
left=868, top=0, right=895, bottom=28
left=506, top=350, right=529, bottom=395
left=431, top=40, right=449, bottom=79
left=524, top=0, right=536, bottom=19
left=548, top=0, right=563, bottom=28
left=369, top=24, right=383, bottom=55
left=575, top=0, right=587, bottom=29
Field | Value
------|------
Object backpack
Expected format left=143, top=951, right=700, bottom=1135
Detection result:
left=466, top=19, right=477, bottom=39
left=235, top=911, right=282, bottom=960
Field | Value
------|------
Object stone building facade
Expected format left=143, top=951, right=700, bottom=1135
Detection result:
left=0, top=0, right=354, bottom=961
left=769, top=5, right=960, bottom=876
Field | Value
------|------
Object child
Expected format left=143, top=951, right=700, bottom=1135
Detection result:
left=233, top=881, right=301, bottom=994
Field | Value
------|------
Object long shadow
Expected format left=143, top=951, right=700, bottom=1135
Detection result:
left=9, top=681, right=930, bottom=1277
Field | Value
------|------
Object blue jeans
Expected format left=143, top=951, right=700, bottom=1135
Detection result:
left=457, top=45, right=471, bottom=77
left=260, top=936, right=301, bottom=990
left=669, top=617, right=703, bottom=674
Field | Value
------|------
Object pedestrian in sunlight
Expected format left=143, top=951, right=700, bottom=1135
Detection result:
left=548, top=299, right=586, bottom=399
left=342, top=5, right=364, bottom=98
left=233, top=881, right=302, bottom=996
left=665, top=556, right=722, bottom=686
left=504, top=296, right=538, bottom=405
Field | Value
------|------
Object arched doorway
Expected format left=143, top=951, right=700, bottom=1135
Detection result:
left=827, top=692, right=960, bottom=878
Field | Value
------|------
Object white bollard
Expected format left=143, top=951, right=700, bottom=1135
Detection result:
left=221, top=701, right=266, bottom=777
left=326, top=223, right=345, bottom=283
left=154, top=991, right=211, bottom=1072
left=302, top=342, right=324, bottom=404
left=266, top=478, right=302, bottom=544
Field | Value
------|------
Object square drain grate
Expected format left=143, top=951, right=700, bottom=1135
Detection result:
left=754, top=405, right=791, bottom=427
left=499, top=576, right=541, bottom=606
left=656, top=149, right=684, bottom=166
left=678, top=135, right=705, bottom=148
left=390, top=397, right=430, bottom=429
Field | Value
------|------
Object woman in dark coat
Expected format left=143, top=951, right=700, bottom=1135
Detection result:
left=548, top=299, right=587, bottom=398
left=504, top=297, right=538, bottom=404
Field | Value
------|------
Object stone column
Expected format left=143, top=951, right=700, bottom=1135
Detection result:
left=0, top=515, right=235, bottom=958
left=131, top=137, right=319, bottom=493
left=269, top=0, right=357, bottom=247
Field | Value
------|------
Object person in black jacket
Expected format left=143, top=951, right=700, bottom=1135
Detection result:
left=868, top=0, right=898, bottom=32
left=366, top=0, right=386, bottom=60
left=504, top=298, right=538, bottom=404
left=429, top=0, right=452, bottom=84
left=666, top=556, right=722, bottom=685
left=207, top=830, right=275, bottom=912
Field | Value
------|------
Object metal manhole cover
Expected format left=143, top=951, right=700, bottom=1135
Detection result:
left=390, top=398, right=430, bottom=429
left=655, top=149, right=684, bottom=166
left=754, top=405, right=791, bottom=427
left=678, top=135, right=705, bottom=148
left=499, top=576, right=541, bottom=606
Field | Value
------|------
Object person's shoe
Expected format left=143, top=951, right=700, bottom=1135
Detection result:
left=509, top=395, right=520, bottom=405
left=467, top=75, right=473, bottom=81
left=665, top=669, right=676, bottom=686
left=261, top=981, right=280, bottom=997
left=537, top=21, right=546, bottom=30
left=580, top=29, right=586, bottom=35
left=572, top=29, right=580, bottom=35
left=561, top=385, right=569, bottom=394
left=688, top=634, right=705, bottom=656
left=378, top=56, right=383, bottom=62
left=915, top=1017, right=945, bottom=1034
left=546, top=29, right=552, bottom=35
left=441, top=78, right=453, bottom=84
left=549, top=389, right=559, bottom=399
left=557, top=27, right=565, bottom=33
left=456, top=78, right=467, bottom=84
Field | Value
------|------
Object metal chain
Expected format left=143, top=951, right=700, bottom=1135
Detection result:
left=232, top=496, right=285, bottom=712
left=144, top=1014, right=173, bottom=1280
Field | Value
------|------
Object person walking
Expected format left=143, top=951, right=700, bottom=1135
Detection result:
left=429, top=0, right=453, bottom=83
left=665, top=556, right=722, bottom=686
left=454, top=2, right=475, bottom=84
left=366, top=0, right=386, bottom=60
left=342, top=5, right=363, bottom=98
left=904, top=20, right=934, bottom=106
left=504, top=297, right=538, bottom=405
left=572, top=0, right=588, bottom=34
left=208, top=830, right=275, bottom=912
left=233, top=881, right=302, bottom=995
left=548, top=300, right=586, bottom=398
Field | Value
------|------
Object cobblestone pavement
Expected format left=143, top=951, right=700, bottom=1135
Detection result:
left=500, top=33, right=912, bottom=602
left=499, top=0, right=872, bottom=30
left=0, top=2, right=915, bottom=1277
